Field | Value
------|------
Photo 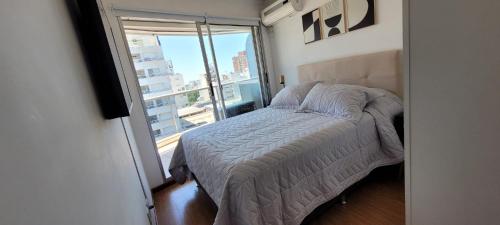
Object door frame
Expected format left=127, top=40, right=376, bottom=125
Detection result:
left=198, top=22, right=270, bottom=118
left=115, top=17, right=170, bottom=183
left=195, top=22, right=223, bottom=121
left=204, top=22, right=228, bottom=119
left=107, top=6, right=272, bottom=186
left=119, top=19, right=271, bottom=137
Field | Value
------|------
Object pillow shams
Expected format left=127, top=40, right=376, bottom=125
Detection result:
left=334, top=84, right=386, bottom=102
left=297, top=83, right=367, bottom=121
left=269, top=81, right=320, bottom=109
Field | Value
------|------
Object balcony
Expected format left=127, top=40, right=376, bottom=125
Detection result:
left=137, top=74, right=170, bottom=87
left=150, top=78, right=263, bottom=178
left=151, top=119, right=176, bottom=132
left=149, top=88, right=215, bottom=178
left=138, top=73, right=168, bottom=79
left=142, top=88, right=173, bottom=101
left=147, top=105, right=173, bottom=116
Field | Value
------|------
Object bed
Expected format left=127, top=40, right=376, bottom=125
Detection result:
left=169, top=50, right=404, bottom=225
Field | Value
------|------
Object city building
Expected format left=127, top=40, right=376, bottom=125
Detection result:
left=126, top=34, right=181, bottom=140
left=168, top=73, right=189, bottom=109
left=196, top=74, right=211, bottom=103
left=232, top=51, right=249, bottom=73
left=245, top=34, right=259, bottom=79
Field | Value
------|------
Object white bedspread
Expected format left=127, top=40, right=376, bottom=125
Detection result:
left=169, top=95, right=403, bottom=225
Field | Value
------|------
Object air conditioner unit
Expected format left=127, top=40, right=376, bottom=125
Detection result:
left=261, top=0, right=303, bottom=26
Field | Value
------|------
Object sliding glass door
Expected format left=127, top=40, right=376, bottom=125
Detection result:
left=121, top=18, right=268, bottom=179
left=202, top=24, right=265, bottom=118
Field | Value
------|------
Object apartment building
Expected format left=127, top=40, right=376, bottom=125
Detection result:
left=126, top=34, right=181, bottom=139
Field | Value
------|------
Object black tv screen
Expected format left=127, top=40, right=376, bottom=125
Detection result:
left=68, top=0, right=131, bottom=119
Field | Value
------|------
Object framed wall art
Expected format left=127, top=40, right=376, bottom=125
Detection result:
left=302, top=0, right=376, bottom=44
left=320, top=0, right=346, bottom=39
left=302, top=9, right=322, bottom=44
left=347, top=0, right=375, bottom=31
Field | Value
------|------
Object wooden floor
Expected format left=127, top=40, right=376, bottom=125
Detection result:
left=154, top=166, right=404, bottom=225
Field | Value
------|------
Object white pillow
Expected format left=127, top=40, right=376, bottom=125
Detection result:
left=269, top=81, right=320, bottom=109
left=334, top=84, right=386, bottom=102
left=297, top=83, right=367, bottom=121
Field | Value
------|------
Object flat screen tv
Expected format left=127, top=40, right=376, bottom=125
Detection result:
left=68, top=0, right=131, bottom=119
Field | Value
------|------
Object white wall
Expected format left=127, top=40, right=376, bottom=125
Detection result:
left=0, top=0, right=150, bottom=225
left=407, top=0, right=500, bottom=224
left=100, top=0, right=266, bottom=188
left=269, top=0, right=403, bottom=94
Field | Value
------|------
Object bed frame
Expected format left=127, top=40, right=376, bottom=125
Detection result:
left=298, top=49, right=404, bottom=206
left=191, top=49, right=404, bottom=218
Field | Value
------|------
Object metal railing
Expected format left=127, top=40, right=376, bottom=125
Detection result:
left=138, top=73, right=168, bottom=79
left=145, top=77, right=259, bottom=101
left=147, top=77, right=262, bottom=147
left=133, top=56, right=164, bottom=63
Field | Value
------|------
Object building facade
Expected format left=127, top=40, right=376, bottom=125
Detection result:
left=232, top=51, right=249, bottom=74
left=126, top=34, right=182, bottom=140
left=245, top=34, right=259, bottom=79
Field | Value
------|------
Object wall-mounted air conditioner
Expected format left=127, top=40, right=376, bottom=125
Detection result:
left=261, top=0, right=303, bottom=26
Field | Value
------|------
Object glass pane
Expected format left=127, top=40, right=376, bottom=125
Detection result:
left=199, top=27, right=226, bottom=120
left=206, top=25, right=265, bottom=118
left=124, top=21, right=218, bottom=179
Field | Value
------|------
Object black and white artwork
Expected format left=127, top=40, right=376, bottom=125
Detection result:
left=320, top=0, right=346, bottom=38
left=347, top=0, right=375, bottom=31
left=302, top=0, right=375, bottom=44
left=302, top=9, right=321, bottom=44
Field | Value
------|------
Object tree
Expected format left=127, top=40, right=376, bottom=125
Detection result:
left=187, top=91, right=200, bottom=105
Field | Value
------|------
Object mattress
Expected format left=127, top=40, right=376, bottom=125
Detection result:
left=169, top=95, right=403, bottom=225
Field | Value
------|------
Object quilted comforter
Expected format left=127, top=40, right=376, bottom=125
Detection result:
left=169, top=94, right=403, bottom=225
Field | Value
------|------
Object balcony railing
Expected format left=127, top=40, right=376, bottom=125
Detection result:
left=145, top=77, right=259, bottom=101
left=138, top=73, right=168, bottom=80
left=142, top=88, right=172, bottom=95
left=133, top=57, right=164, bottom=63
left=149, top=77, right=262, bottom=148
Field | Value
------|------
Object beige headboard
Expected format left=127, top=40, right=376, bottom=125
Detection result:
left=298, top=50, right=403, bottom=97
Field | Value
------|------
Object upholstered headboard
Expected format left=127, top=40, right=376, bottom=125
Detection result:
left=298, top=50, right=403, bottom=97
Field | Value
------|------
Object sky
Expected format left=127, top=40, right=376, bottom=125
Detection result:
left=158, top=33, right=251, bottom=82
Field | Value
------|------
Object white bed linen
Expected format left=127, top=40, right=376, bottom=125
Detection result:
left=169, top=97, right=403, bottom=225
